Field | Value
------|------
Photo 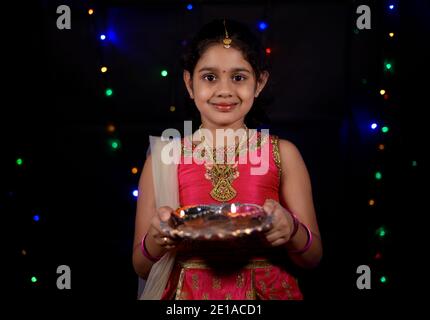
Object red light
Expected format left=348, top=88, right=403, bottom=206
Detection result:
left=265, top=48, right=271, bottom=55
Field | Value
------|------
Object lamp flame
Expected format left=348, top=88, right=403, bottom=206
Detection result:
left=231, top=203, right=237, bottom=213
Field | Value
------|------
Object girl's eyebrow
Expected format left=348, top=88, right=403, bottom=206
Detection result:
left=197, top=67, right=251, bottom=74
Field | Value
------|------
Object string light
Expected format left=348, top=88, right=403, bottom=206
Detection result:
left=161, top=70, right=168, bottom=77
left=378, top=144, right=385, bottom=151
left=100, top=34, right=106, bottom=41
left=379, top=89, right=386, bottom=95
left=109, top=139, right=121, bottom=150
left=412, top=160, right=417, bottom=167
left=88, top=9, right=94, bottom=15
left=16, top=158, right=23, bottom=166
left=31, top=276, right=38, bottom=283
left=389, top=32, right=394, bottom=38
left=133, top=190, right=139, bottom=198
left=371, top=123, right=378, bottom=130
left=106, top=124, right=116, bottom=133
left=375, top=171, right=382, bottom=180
left=105, top=88, right=113, bottom=97
left=101, top=66, right=108, bottom=73
left=368, top=199, right=375, bottom=206
left=186, top=4, right=193, bottom=10
left=381, top=126, right=389, bottom=133
left=376, top=226, right=386, bottom=238
left=33, top=215, right=40, bottom=222
left=380, top=276, right=387, bottom=283
left=170, top=105, right=176, bottom=112
left=258, top=21, right=268, bottom=30
left=131, top=167, right=139, bottom=174
left=265, top=48, right=271, bottom=55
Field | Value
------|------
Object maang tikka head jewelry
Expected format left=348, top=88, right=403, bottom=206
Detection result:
left=223, top=19, right=232, bottom=48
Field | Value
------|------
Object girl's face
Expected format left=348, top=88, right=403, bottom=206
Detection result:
left=184, top=43, right=269, bottom=128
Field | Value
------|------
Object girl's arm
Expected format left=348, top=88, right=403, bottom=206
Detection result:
left=278, top=139, right=323, bottom=268
left=132, top=155, right=169, bottom=279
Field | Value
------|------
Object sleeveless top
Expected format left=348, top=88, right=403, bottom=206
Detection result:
left=160, top=131, right=303, bottom=300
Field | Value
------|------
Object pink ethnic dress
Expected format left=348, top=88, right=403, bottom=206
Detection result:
left=160, top=131, right=303, bottom=300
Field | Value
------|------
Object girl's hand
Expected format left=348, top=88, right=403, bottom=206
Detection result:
left=262, top=199, right=296, bottom=247
left=148, top=206, right=182, bottom=251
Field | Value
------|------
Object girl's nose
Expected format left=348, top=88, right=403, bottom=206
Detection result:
left=215, top=78, right=233, bottom=97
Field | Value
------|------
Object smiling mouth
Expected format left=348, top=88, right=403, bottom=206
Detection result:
left=211, top=103, right=238, bottom=111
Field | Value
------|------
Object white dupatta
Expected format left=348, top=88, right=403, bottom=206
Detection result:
left=138, top=135, right=181, bottom=300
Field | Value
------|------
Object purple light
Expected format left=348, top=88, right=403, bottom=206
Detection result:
left=186, top=4, right=193, bottom=10
left=389, top=5, right=394, bottom=10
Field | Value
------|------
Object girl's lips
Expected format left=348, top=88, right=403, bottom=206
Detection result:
left=211, top=103, right=238, bottom=111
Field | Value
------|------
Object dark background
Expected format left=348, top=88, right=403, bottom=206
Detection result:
left=4, top=0, right=426, bottom=302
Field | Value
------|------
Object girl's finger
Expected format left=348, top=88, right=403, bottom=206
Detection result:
left=270, top=238, right=288, bottom=247
left=263, top=200, right=276, bottom=215
left=158, top=206, right=174, bottom=222
left=265, top=230, right=283, bottom=243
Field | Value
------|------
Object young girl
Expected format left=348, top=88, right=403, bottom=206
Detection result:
left=133, top=19, right=322, bottom=300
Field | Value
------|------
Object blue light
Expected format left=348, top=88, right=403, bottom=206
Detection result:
left=187, top=4, right=193, bottom=10
left=100, top=34, right=106, bottom=40
left=389, top=5, right=394, bottom=10
left=371, top=123, right=378, bottom=130
left=33, top=215, right=40, bottom=222
left=258, top=22, right=268, bottom=31
left=133, top=190, right=139, bottom=198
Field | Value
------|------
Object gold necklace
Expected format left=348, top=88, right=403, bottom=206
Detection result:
left=197, top=125, right=248, bottom=202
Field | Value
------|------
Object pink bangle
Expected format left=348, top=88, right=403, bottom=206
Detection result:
left=289, top=212, right=299, bottom=239
left=288, top=222, right=313, bottom=254
left=141, top=233, right=164, bottom=263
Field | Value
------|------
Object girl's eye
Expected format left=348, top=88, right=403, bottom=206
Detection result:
left=203, top=74, right=216, bottom=81
left=233, top=74, right=246, bottom=81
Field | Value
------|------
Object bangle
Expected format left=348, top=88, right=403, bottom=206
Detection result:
left=141, top=233, right=164, bottom=263
left=289, top=212, right=299, bottom=240
left=288, top=222, right=313, bottom=254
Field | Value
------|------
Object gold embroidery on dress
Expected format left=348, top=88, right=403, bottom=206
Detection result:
left=271, top=135, right=282, bottom=178
left=174, top=267, right=186, bottom=300
left=246, top=290, right=254, bottom=300
left=236, top=272, right=245, bottom=288
left=225, top=292, right=232, bottom=300
left=281, top=279, right=293, bottom=299
left=192, top=274, right=199, bottom=289
left=259, top=280, right=267, bottom=294
left=212, top=276, right=221, bottom=289
left=202, top=292, right=209, bottom=300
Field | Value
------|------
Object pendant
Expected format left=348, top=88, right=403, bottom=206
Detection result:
left=205, top=163, right=239, bottom=202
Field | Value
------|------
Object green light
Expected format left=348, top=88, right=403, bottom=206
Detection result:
left=375, top=171, right=382, bottom=180
left=376, top=226, right=386, bottom=238
left=412, top=160, right=417, bottom=167
left=31, top=276, right=37, bottom=283
left=105, top=88, right=113, bottom=96
left=110, top=139, right=121, bottom=150
left=381, top=126, right=389, bottom=133
left=385, top=63, right=392, bottom=70
left=161, top=70, right=168, bottom=77
left=380, top=276, right=387, bottom=283
left=16, top=158, right=23, bottom=166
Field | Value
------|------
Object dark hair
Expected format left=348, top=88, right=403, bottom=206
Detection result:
left=180, top=19, right=273, bottom=128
